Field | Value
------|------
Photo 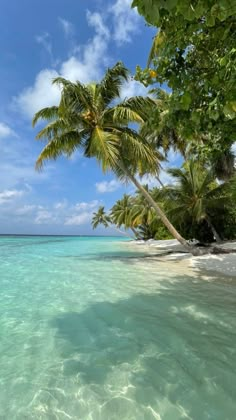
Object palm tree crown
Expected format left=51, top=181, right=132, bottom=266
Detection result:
left=110, top=194, right=134, bottom=228
left=33, top=62, right=159, bottom=177
left=163, top=161, right=236, bottom=241
left=92, top=206, right=111, bottom=229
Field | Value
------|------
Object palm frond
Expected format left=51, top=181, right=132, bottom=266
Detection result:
left=121, top=130, right=160, bottom=175
left=60, top=82, right=96, bottom=115
left=112, top=106, right=144, bottom=124
left=99, top=62, right=129, bottom=107
left=52, top=77, right=75, bottom=88
left=92, top=206, right=111, bottom=229
left=35, top=130, right=83, bottom=170
left=111, top=96, right=155, bottom=124
left=32, top=106, right=59, bottom=127
left=206, top=176, right=236, bottom=200
left=148, top=30, right=166, bottom=66
left=84, top=126, right=120, bottom=172
left=35, top=119, right=68, bottom=140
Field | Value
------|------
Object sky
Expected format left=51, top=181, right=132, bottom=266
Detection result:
left=0, top=0, right=180, bottom=235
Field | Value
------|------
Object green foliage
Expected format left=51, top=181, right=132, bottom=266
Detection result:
left=213, top=207, right=236, bottom=240
left=110, top=194, right=134, bottom=228
left=93, top=161, right=236, bottom=243
left=162, top=161, right=236, bottom=241
left=108, top=187, right=173, bottom=240
left=134, top=0, right=236, bottom=162
left=34, top=62, right=191, bottom=247
left=33, top=62, right=160, bottom=177
left=132, top=0, right=236, bottom=28
left=92, top=206, right=111, bottom=229
left=154, top=225, right=173, bottom=240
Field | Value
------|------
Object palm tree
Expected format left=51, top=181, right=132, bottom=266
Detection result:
left=131, top=185, right=157, bottom=230
left=92, top=205, right=132, bottom=237
left=92, top=206, right=111, bottom=229
left=163, top=161, right=236, bottom=242
left=32, top=62, right=197, bottom=254
left=212, top=149, right=235, bottom=181
left=110, top=194, right=140, bottom=239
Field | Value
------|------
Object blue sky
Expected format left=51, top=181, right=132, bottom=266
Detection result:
left=0, top=0, right=179, bottom=235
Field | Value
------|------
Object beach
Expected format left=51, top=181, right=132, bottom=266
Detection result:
left=126, top=238, right=236, bottom=278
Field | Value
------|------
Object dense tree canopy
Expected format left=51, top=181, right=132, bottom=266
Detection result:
left=163, top=161, right=236, bottom=241
left=94, top=161, right=236, bottom=243
left=133, top=0, right=236, bottom=163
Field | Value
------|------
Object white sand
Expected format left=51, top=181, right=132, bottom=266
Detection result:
left=127, top=239, right=236, bottom=277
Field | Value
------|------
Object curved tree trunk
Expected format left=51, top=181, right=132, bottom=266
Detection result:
left=130, top=226, right=142, bottom=240
left=112, top=225, right=134, bottom=239
left=156, top=175, right=164, bottom=188
left=206, top=216, right=222, bottom=243
left=120, top=165, right=201, bottom=256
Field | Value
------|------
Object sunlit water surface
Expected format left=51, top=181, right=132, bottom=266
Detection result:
left=0, top=235, right=235, bottom=420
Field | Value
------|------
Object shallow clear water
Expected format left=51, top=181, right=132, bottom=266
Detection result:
left=0, top=235, right=235, bottom=420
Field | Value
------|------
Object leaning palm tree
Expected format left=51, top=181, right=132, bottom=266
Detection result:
left=163, top=161, right=236, bottom=242
left=92, top=206, right=111, bottom=229
left=92, top=205, right=132, bottom=237
left=110, top=194, right=140, bottom=239
left=32, top=62, right=197, bottom=254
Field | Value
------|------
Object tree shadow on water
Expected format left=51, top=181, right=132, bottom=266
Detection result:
left=50, top=272, right=236, bottom=414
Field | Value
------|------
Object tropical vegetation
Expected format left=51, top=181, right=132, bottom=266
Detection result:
left=33, top=62, right=198, bottom=254
left=92, top=162, right=236, bottom=244
left=133, top=0, right=236, bottom=171
left=33, top=2, right=236, bottom=255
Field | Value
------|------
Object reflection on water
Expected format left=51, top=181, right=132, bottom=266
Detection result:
left=0, top=236, right=235, bottom=419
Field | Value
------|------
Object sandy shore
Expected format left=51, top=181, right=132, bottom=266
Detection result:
left=126, top=239, right=236, bottom=278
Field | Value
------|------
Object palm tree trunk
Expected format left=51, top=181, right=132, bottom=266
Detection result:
left=206, top=216, right=222, bottom=243
left=130, top=226, right=142, bottom=240
left=120, top=165, right=200, bottom=256
left=112, top=225, right=133, bottom=239
left=156, top=175, right=164, bottom=188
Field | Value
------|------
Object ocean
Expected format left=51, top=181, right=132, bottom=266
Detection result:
left=0, top=235, right=235, bottom=419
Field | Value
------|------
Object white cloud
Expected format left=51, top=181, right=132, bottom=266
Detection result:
left=65, top=199, right=100, bottom=226
left=15, top=205, right=38, bottom=216
left=95, top=179, right=120, bottom=193
left=110, top=0, right=141, bottom=44
left=13, top=2, right=143, bottom=120
left=0, top=189, right=25, bottom=205
left=14, top=11, right=110, bottom=119
left=65, top=212, right=92, bottom=226
left=54, top=200, right=68, bottom=210
left=87, top=11, right=110, bottom=39
left=0, top=122, right=15, bottom=138
left=13, top=69, right=60, bottom=118
left=36, top=32, right=52, bottom=56
left=34, top=209, right=56, bottom=224
left=58, top=17, right=74, bottom=37
left=120, top=78, right=149, bottom=100
left=0, top=195, right=102, bottom=229
left=74, top=200, right=99, bottom=211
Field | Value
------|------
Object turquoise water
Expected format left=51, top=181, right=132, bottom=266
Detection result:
left=0, top=235, right=236, bottom=419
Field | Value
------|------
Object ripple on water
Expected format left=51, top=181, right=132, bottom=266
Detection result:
left=0, top=236, right=235, bottom=419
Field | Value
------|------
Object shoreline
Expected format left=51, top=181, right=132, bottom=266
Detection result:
left=124, top=239, right=236, bottom=278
